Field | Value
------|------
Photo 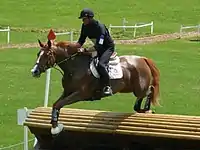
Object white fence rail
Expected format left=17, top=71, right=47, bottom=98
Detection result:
left=55, top=31, right=74, bottom=42
left=109, top=18, right=154, bottom=38
left=179, top=24, right=200, bottom=38
left=0, top=26, right=10, bottom=44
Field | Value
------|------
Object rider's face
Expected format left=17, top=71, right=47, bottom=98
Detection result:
left=82, top=17, right=90, bottom=25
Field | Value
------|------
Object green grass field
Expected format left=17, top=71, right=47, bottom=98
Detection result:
left=0, top=0, right=200, bottom=44
left=1, top=40, right=200, bottom=148
left=0, top=0, right=200, bottom=149
left=0, top=0, right=199, bottom=31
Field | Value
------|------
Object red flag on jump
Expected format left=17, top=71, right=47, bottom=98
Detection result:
left=47, top=29, right=56, bottom=40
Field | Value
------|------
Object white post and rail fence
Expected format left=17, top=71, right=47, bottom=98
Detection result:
left=179, top=24, right=200, bottom=38
left=0, top=27, right=74, bottom=45
left=108, top=18, right=154, bottom=38
left=0, top=26, right=10, bottom=44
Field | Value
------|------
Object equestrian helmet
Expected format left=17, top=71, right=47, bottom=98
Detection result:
left=78, top=8, right=94, bottom=19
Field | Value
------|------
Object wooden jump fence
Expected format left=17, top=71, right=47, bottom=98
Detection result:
left=24, top=107, right=200, bottom=150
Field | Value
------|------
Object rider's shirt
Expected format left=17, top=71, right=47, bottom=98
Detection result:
left=78, top=19, right=114, bottom=56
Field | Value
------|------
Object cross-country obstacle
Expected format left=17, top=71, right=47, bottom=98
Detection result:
left=24, top=107, right=200, bottom=150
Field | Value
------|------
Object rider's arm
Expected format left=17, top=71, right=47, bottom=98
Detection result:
left=68, top=24, right=86, bottom=49
left=77, top=24, right=87, bottom=47
left=94, top=24, right=106, bottom=49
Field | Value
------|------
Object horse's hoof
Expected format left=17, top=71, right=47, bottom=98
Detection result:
left=51, top=123, right=64, bottom=135
left=145, top=110, right=155, bottom=114
left=136, top=109, right=146, bottom=113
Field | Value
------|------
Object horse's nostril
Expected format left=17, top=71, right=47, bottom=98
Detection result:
left=34, top=69, right=39, bottom=74
left=31, top=65, right=40, bottom=76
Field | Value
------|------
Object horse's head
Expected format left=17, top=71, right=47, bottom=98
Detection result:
left=31, top=39, right=56, bottom=77
left=31, top=39, right=81, bottom=77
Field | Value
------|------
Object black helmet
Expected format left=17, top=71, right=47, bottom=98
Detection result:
left=78, top=8, right=94, bottom=19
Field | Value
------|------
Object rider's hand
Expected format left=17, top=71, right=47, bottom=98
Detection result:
left=78, top=48, right=85, bottom=52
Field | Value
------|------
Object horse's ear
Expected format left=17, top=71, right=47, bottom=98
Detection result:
left=38, top=39, right=44, bottom=47
left=47, top=39, right=51, bottom=48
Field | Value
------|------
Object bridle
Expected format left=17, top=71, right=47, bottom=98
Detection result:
left=44, top=46, right=79, bottom=76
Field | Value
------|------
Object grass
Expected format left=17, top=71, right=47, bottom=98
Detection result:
left=1, top=39, right=200, bottom=147
left=0, top=0, right=200, bottom=44
left=0, top=0, right=199, bottom=31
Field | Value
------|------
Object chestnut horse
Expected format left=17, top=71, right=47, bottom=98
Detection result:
left=31, top=39, right=160, bottom=135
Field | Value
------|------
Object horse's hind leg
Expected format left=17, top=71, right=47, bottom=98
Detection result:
left=144, top=86, right=154, bottom=113
left=133, top=97, right=143, bottom=112
left=132, top=76, right=150, bottom=113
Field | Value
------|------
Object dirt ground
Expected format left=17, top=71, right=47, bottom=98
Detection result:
left=0, top=31, right=199, bottom=50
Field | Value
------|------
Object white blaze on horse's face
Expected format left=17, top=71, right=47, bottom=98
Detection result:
left=31, top=50, right=45, bottom=77
left=37, top=50, right=44, bottom=63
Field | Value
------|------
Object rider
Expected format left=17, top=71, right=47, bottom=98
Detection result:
left=72, top=8, right=115, bottom=96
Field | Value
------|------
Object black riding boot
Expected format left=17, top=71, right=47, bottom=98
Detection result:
left=101, top=76, right=113, bottom=96
left=97, top=58, right=113, bottom=96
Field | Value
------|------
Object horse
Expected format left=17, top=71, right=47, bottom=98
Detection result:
left=31, top=39, right=160, bottom=135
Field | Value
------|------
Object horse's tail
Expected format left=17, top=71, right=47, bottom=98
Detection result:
left=143, top=57, right=160, bottom=106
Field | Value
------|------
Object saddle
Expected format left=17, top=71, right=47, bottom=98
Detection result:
left=93, top=52, right=119, bottom=67
left=90, top=52, right=123, bottom=79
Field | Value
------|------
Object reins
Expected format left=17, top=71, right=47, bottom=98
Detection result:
left=51, top=52, right=79, bottom=76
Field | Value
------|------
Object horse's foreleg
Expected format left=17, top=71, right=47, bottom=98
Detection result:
left=50, top=92, right=65, bottom=134
left=51, top=91, right=81, bottom=135
left=53, top=91, right=81, bottom=108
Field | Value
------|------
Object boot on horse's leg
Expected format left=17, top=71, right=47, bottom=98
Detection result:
left=144, top=94, right=152, bottom=113
left=133, top=98, right=143, bottom=113
left=50, top=107, right=64, bottom=135
left=144, top=86, right=154, bottom=113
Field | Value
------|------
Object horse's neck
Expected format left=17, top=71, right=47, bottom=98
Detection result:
left=55, top=41, right=78, bottom=55
left=58, top=54, right=91, bottom=76
left=55, top=49, right=68, bottom=63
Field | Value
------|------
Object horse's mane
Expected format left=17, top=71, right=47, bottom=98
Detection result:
left=55, top=41, right=71, bottom=48
left=54, top=41, right=79, bottom=55
left=53, top=41, right=92, bottom=57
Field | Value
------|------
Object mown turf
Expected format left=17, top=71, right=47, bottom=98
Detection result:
left=0, top=0, right=199, bottom=31
left=0, top=0, right=200, bottom=44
